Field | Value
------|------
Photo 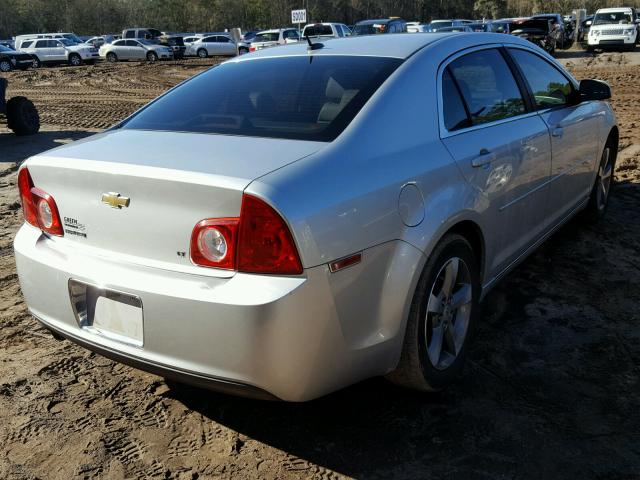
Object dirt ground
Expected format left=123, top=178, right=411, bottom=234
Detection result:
left=0, top=51, right=639, bottom=479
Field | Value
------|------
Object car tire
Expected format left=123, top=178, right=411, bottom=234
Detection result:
left=386, top=233, right=480, bottom=392
left=6, top=96, right=40, bottom=136
left=106, top=52, right=117, bottom=63
left=68, top=53, right=82, bottom=66
left=32, top=56, right=42, bottom=68
left=147, top=51, right=158, bottom=62
left=0, top=59, right=12, bottom=72
left=197, top=48, right=208, bottom=58
left=581, top=135, right=617, bottom=223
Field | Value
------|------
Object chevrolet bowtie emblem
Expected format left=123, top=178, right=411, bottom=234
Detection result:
left=101, top=192, right=130, bottom=209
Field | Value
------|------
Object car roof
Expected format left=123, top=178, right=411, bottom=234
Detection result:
left=237, top=32, right=516, bottom=60
left=596, top=7, right=633, bottom=13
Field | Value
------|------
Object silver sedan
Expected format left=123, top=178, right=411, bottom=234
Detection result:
left=15, top=33, right=617, bottom=401
left=99, top=39, right=173, bottom=62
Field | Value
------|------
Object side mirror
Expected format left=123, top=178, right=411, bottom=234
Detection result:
left=579, top=79, right=611, bottom=101
left=586, top=20, right=592, bottom=26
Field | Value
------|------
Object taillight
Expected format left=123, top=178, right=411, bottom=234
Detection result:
left=190, top=194, right=303, bottom=275
left=249, top=46, right=256, bottom=52
left=18, top=168, right=37, bottom=227
left=190, top=218, right=238, bottom=270
left=17, top=167, right=64, bottom=236
left=237, top=194, right=302, bottom=275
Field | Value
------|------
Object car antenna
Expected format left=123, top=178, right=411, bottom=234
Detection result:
left=305, top=33, right=324, bottom=51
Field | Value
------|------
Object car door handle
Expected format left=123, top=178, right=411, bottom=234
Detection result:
left=471, top=148, right=496, bottom=168
left=551, top=126, right=564, bottom=138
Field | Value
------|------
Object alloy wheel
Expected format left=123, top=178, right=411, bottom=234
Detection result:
left=597, top=147, right=613, bottom=211
left=425, top=257, right=473, bottom=370
left=0, top=60, right=11, bottom=72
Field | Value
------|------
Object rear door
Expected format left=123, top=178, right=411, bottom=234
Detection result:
left=111, top=40, right=127, bottom=58
left=33, top=40, right=49, bottom=62
left=50, top=40, right=67, bottom=62
left=201, top=36, right=217, bottom=55
left=440, top=47, right=553, bottom=277
left=508, top=47, right=601, bottom=222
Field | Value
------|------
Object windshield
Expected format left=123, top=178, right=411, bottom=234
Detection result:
left=63, top=34, right=83, bottom=43
left=431, top=21, right=453, bottom=29
left=593, top=12, right=633, bottom=25
left=254, top=32, right=279, bottom=42
left=59, top=39, right=74, bottom=46
left=304, top=25, right=333, bottom=36
left=122, top=56, right=402, bottom=142
left=353, top=23, right=388, bottom=35
left=0, top=45, right=15, bottom=52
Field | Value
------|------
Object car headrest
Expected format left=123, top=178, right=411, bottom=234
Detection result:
left=325, top=77, right=345, bottom=101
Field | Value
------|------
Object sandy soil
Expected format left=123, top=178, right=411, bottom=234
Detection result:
left=0, top=52, right=639, bottom=479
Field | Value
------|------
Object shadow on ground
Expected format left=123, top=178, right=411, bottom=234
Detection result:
left=166, top=182, right=640, bottom=479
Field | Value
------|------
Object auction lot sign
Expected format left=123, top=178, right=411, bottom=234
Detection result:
left=291, top=9, right=307, bottom=25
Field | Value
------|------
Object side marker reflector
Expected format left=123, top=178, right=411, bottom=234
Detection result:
left=329, top=252, right=362, bottom=273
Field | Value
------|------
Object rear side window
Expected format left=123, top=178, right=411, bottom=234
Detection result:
left=442, top=69, right=471, bottom=131
left=122, top=56, right=402, bottom=142
left=22, top=41, right=33, bottom=48
left=283, top=30, right=299, bottom=39
left=255, top=32, right=279, bottom=42
left=113, top=40, right=125, bottom=46
left=447, top=49, right=525, bottom=126
left=35, top=40, right=47, bottom=48
left=508, top=49, right=574, bottom=109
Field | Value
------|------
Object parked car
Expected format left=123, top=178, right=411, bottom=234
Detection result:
left=100, top=39, right=173, bottom=62
left=20, top=38, right=99, bottom=67
left=509, top=18, right=557, bottom=54
left=433, top=26, right=474, bottom=33
left=185, top=35, right=245, bottom=57
left=407, top=23, right=431, bottom=33
left=0, top=77, right=39, bottom=135
left=0, top=44, right=33, bottom=72
left=587, top=7, right=639, bottom=51
left=15, top=32, right=84, bottom=50
left=248, top=29, right=300, bottom=51
left=532, top=13, right=568, bottom=48
left=14, top=33, right=617, bottom=401
left=302, top=22, right=351, bottom=38
left=353, top=18, right=407, bottom=35
left=429, top=19, right=473, bottom=32
left=122, top=28, right=186, bottom=59
left=577, top=15, right=594, bottom=43
left=0, top=40, right=15, bottom=49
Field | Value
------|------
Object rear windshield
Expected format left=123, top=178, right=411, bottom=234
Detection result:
left=122, top=55, right=402, bottom=142
left=254, top=32, right=279, bottom=42
left=354, top=23, right=387, bottom=35
left=304, top=25, right=334, bottom=36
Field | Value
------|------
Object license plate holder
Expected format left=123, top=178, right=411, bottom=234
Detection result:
left=69, top=279, right=144, bottom=347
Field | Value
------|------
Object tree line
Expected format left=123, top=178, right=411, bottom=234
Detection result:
left=1, top=0, right=640, bottom=38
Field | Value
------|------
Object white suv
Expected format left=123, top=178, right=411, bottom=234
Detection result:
left=302, top=23, right=351, bottom=38
left=248, top=29, right=300, bottom=52
left=20, top=38, right=99, bottom=67
left=588, top=7, right=639, bottom=51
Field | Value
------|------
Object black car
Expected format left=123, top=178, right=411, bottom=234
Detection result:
left=0, top=44, right=33, bottom=72
left=353, top=18, right=407, bottom=35
left=509, top=18, right=557, bottom=55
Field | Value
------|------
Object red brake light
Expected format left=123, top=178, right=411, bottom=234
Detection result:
left=17, top=167, right=64, bottom=236
left=237, top=194, right=302, bottom=275
left=190, top=194, right=302, bottom=275
left=18, top=168, right=38, bottom=227
left=249, top=46, right=256, bottom=52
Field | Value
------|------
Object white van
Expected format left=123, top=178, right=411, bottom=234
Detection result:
left=15, top=33, right=84, bottom=50
left=588, top=7, right=639, bottom=51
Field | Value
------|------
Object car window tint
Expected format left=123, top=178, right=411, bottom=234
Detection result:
left=305, top=25, right=333, bottom=36
left=442, top=68, right=471, bottom=131
left=113, top=40, right=124, bottom=46
left=509, top=48, right=574, bottom=109
left=448, top=49, right=525, bottom=125
left=35, top=40, right=47, bottom=48
left=122, top=55, right=402, bottom=142
left=22, top=41, right=33, bottom=48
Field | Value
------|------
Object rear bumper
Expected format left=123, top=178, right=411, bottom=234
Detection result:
left=35, top=313, right=278, bottom=400
left=15, top=225, right=418, bottom=401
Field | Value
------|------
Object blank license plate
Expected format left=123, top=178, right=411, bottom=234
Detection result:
left=93, top=295, right=144, bottom=346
